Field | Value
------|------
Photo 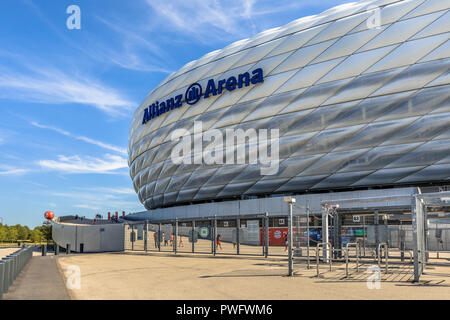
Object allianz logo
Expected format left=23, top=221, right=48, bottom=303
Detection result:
left=142, top=68, right=264, bottom=125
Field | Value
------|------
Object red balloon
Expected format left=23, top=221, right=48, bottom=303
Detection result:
left=44, top=211, right=54, bottom=220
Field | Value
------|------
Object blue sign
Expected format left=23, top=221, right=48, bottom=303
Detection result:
left=142, top=68, right=264, bottom=125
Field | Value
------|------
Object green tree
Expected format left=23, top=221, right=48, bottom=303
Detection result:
left=6, top=227, right=18, bottom=242
left=0, top=224, right=6, bottom=241
left=0, top=223, right=50, bottom=243
left=30, top=229, right=42, bottom=243
left=16, top=224, right=30, bottom=240
left=35, top=225, right=52, bottom=243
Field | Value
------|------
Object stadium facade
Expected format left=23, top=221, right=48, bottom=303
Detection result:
left=128, top=0, right=450, bottom=219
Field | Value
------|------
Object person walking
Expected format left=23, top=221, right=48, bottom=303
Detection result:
left=179, top=236, right=184, bottom=247
left=284, top=232, right=288, bottom=251
left=163, top=232, right=168, bottom=246
left=216, top=234, right=223, bottom=251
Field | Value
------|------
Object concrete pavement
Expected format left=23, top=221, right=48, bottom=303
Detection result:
left=3, top=255, right=70, bottom=300
left=57, top=251, right=450, bottom=300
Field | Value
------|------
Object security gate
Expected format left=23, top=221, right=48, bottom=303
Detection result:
left=313, top=188, right=450, bottom=282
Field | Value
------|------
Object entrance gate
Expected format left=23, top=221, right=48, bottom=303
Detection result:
left=312, top=188, right=450, bottom=282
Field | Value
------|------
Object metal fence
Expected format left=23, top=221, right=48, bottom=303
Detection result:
left=124, top=216, right=450, bottom=256
left=0, top=246, right=33, bottom=299
left=389, top=225, right=450, bottom=251
left=123, top=208, right=450, bottom=283
left=124, top=214, right=299, bottom=257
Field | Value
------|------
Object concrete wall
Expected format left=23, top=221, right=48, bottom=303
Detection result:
left=52, top=221, right=125, bottom=253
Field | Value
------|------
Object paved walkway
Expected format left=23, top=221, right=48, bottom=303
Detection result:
left=57, top=251, right=450, bottom=300
left=3, top=255, right=70, bottom=300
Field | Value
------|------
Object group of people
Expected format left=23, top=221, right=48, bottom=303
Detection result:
left=151, top=231, right=223, bottom=250
left=153, top=232, right=184, bottom=247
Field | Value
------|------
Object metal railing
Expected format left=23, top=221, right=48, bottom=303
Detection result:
left=405, top=250, right=413, bottom=264
left=377, top=243, right=389, bottom=274
left=316, top=242, right=332, bottom=277
left=124, top=213, right=276, bottom=258
left=0, top=246, right=33, bottom=299
left=429, top=250, right=450, bottom=259
left=345, top=242, right=360, bottom=278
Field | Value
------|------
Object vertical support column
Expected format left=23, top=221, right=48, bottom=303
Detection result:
left=295, top=213, right=300, bottom=257
left=412, top=193, right=425, bottom=282
left=144, top=221, right=148, bottom=252
left=0, top=261, right=3, bottom=300
left=321, top=207, right=329, bottom=263
left=131, top=225, right=134, bottom=251
left=213, top=216, right=217, bottom=256
left=288, top=201, right=293, bottom=276
left=158, top=223, right=161, bottom=252
left=400, top=221, right=405, bottom=262
left=362, top=216, right=366, bottom=256
left=236, top=218, right=240, bottom=255
left=374, top=210, right=379, bottom=258
left=75, top=225, right=78, bottom=253
left=384, top=214, right=389, bottom=248
left=211, top=218, right=214, bottom=254
left=424, top=208, right=429, bottom=263
left=123, top=224, right=126, bottom=251
left=333, top=211, right=341, bottom=258
left=262, top=217, right=265, bottom=256
left=192, top=220, right=195, bottom=253
left=306, top=206, right=310, bottom=269
left=174, top=219, right=178, bottom=254
left=265, top=212, right=269, bottom=258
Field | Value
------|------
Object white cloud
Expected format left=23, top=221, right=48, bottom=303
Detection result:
left=146, top=0, right=253, bottom=39
left=0, top=51, right=135, bottom=116
left=38, top=154, right=128, bottom=174
left=22, top=0, right=172, bottom=74
left=94, top=187, right=135, bottom=195
left=50, top=189, right=142, bottom=214
left=51, top=191, right=119, bottom=201
left=0, top=68, right=134, bottom=116
left=0, top=167, right=27, bottom=176
left=75, top=204, right=100, bottom=210
left=146, top=0, right=347, bottom=41
left=30, top=121, right=127, bottom=155
left=95, top=16, right=173, bottom=73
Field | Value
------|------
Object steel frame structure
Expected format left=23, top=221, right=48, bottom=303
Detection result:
left=320, top=189, right=450, bottom=282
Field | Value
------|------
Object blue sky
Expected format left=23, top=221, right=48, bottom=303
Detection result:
left=0, top=0, right=350, bottom=227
